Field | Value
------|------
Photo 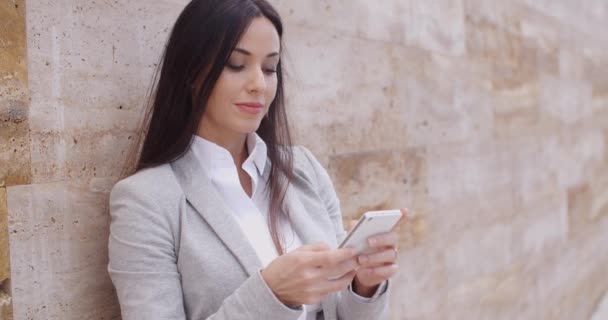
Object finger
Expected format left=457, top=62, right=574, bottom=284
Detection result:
left=323, top=270, right=357, bottom=294
left=392, top=208, right=408, bottom=232
left=360, top=264, right=399, bottom=279
left=357, top=248, right=397, bottom=267
left=307, top=247, right=357, bottom=267
left=368, top=232, right=399, bottom=249
left=324, top=257, right=359, bottom=279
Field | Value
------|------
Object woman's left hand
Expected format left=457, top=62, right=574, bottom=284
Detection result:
left=351, top=208, right=407, bottom=297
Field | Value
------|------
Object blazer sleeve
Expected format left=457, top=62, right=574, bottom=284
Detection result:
left=108, top=177, right=303, bottom=320
left=298, top=146, right=390, bottom=320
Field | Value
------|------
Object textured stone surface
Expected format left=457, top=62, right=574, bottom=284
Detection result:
left=2, top=0, right=608, bottom=319
left=1, top=1, right=27, bottom=318
left=0, top=0, right=30, bottom=188
left=7, top=182, right=120, bottom=319
left=0, top=188, right=9, bottom=283
left=0, top=187, right=11, bottom=320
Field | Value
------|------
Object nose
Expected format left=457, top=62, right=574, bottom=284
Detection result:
left=246, top=66, right=267, bottom=93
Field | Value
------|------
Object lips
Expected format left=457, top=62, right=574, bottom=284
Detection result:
left=235, top=102, right=264, bottom=114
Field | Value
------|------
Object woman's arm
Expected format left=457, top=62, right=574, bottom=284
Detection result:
left=298, top=146, right=390, bottom=320
left=108, top=177, right=303, bottom=320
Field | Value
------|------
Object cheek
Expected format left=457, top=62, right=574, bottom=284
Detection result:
left=205, top=76, right=233, bottom=120
left=266, top=77, right=279, bottom=102
left=209, top=74, right=239, bottom=107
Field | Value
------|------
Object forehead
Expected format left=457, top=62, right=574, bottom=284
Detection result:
left=235, top=17, right=280, bottom=54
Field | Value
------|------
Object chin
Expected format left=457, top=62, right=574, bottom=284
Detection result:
left=234, top=120, right=263, bottom=134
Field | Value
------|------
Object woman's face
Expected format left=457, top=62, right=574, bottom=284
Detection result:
left=199, top=17, right=280, bottom=139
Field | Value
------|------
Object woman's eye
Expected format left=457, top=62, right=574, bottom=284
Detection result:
left=226, top=64, right=245, bottom=71
left=226, top=63, right=277, bottom=75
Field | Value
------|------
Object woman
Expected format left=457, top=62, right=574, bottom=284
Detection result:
left=108, top=0, right=404, bottom=319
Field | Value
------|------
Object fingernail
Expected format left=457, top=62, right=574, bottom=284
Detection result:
left=368, top=238, right=377, bottom=246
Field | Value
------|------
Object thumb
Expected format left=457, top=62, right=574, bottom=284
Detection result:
left=392, top=208, right=408, bottom=232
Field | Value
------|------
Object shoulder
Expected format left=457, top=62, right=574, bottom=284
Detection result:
left=291, top=145, right=320, bottom=181
left=290, top=145, right=335, bottom=190
left=110, top=163, right=183, bottom=211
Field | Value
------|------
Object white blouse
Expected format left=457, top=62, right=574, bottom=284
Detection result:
left=191, top=133, right=381, bottom=319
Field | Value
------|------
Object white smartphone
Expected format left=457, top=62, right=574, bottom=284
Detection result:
left=338, top=209, right=403, bottom=255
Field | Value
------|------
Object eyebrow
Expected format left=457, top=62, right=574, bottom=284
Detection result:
left=233, top=47, right=279, bottom=58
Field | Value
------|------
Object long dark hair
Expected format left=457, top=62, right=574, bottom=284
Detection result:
left=124, top=0, right=294, bottom=254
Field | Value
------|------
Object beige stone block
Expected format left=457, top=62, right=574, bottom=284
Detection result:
left=463, top=1, right=523, bottom=35
left=532, top=223, right=608, bottom=320
left=513, top=192, right=568, bottom=255
left=518, top=9, right=561, bottom=53
left=326, top=149, right=426, bottom=224
left=395, top=55, right=493, bottom=147
left=508, top=129, right=606, bottom=211
left=391, top=245, right=446, bottom=319
left=584, top=53, right=608, bottom=100
left=278, top=0, right=469, bottom=55
left=7, top=182, right=120, bottom=319
left=274, top=0, right=409, bottom=44
left=25, top=0, right=184, bottom=73
left=522, top=0, right=608, bottom=48
left=421, top=138, right=541, bottom=237
left=491, top=80, right=543, bottom=138
left=436, top=177, right=567, bottom=285
left=0, top=0, right=27, bottom=83
left=284, top=24, right=407, bottom=154
left=539, top=76, right=594, bottom=125
left=0, top=100, right=31, bottom=187
left=29, top=130, right=135, bottom=184
left=443, top=221, right=515, bottom=285
left=426, top=139, right=515, bottom=205
left=559, top=48, right=586, bottom=80
left=443, top=218, right=608, bottom=320
left=538, top=129, right=605, bottom=189
left=445, top=263, right=539, bottom=320
left=24, top=0, right=187, bottom=185
left=568, top=168, right=608, bottom=235
left=464, top=8, right=543, bottom=90
left=0, top=0, right=30, bottom=189
left=401, top=0, right=466, bottom=55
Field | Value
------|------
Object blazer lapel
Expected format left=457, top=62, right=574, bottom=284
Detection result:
left=170, top=147, right=262, bottom=277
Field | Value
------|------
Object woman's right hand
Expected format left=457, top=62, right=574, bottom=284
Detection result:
left=260, top=242, right=359, bottom=306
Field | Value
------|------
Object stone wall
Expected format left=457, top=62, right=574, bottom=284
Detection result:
left=1, top=0, right=29, bottom=319
left=1, top=0, right=607, bottom=319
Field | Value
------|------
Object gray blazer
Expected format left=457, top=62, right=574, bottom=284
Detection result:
left=108, top=145, right=389, bottom=320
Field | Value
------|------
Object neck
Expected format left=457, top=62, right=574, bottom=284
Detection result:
left=197, top=127, right=249, bottom=167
